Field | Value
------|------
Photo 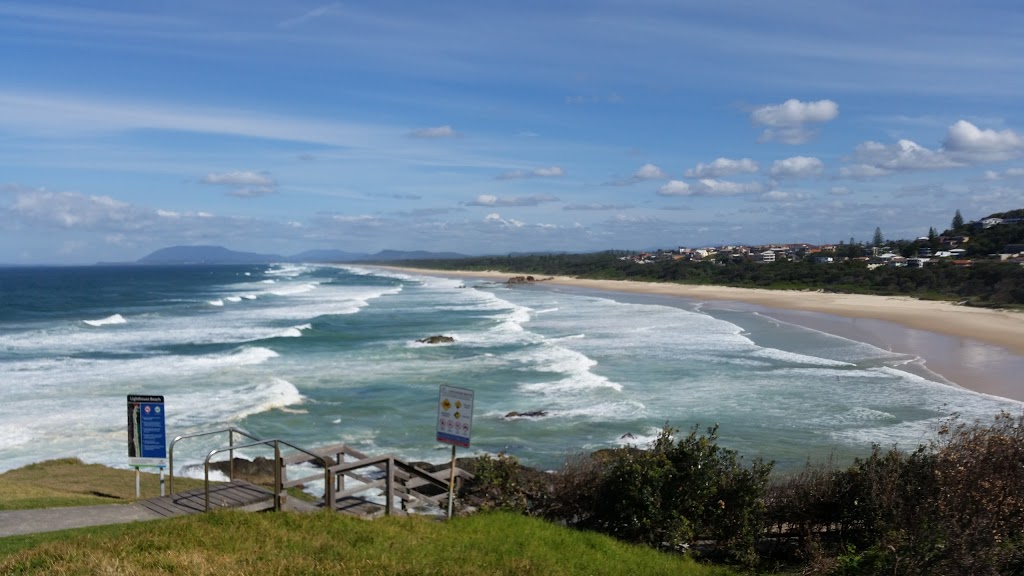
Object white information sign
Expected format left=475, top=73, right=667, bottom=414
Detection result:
left=436, top=385, right=474, bottom=448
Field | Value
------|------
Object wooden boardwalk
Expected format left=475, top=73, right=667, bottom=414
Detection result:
left=138, top=480, right=275, bottom=518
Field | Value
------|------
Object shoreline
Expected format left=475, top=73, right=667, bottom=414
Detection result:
left=377, top=266, right=1024, bottom=402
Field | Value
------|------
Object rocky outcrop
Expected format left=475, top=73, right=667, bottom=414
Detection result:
left=504, top=410, right=549, bottom=419
left=417, top=335, right=455, bottom=344
left=506, top=276, right=554, bottom=285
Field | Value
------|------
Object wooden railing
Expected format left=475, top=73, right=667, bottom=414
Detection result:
left=169, top=429, right=473, bottom=517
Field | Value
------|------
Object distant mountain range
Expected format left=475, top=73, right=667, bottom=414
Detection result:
left=135, top=245, right=467, bottom=265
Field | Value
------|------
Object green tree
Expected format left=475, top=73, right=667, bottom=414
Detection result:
left=928, top=226, right=941, bottom=252
left=952, top=209, right=964, bottom=230
left=873, top=227, right=885, bottom=247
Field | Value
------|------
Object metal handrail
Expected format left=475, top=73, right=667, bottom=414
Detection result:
left=168, top=427, right=262, bottom=493
left=203, top=438, right=332, bottom=512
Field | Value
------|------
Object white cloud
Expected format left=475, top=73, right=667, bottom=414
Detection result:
left=658, top=179, right=760, bottom=197
left=841, top=120, right=1023, bottom=179
left=757, top=190, right=811, bottom=202
left=752, top=99, right=839, bottom=126
left=467, top=194, right=559, bottom=207
left=942, top=120, right=1024, bottom=162
left=685, top=157, right=759, bottom=178
left=201, top=171, right=277, bottom=198
left=8, top=189, right=136, bottom=228
left=484, top=212, right=524, bottom=228
left=1008, top=168, right=1024, bottom=177
left=563, top=203, right=634, bottom=211
left=842, top=139, right=960, bottom=178
left=409, top=125, right=457, bottom=138
left=498, top=166, right=565, bottom=179
left=769, top=156, right=824, bottom=179
left=201, top=171, right=275, bottom=187
left=751, top=99, right=839, bottom=144
left=657, top=180, right=692, bottom=196
left=633, top=163, right=667, bottom=180
left=830, top=186, right=851, bottom=196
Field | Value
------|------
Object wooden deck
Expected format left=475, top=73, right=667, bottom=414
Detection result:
left=138, top=480, right=275, bottom=517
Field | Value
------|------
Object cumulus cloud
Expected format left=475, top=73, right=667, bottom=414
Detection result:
left=769, top=156, right=824, bottom=179
left=409, top=125, right=457, bottom=138
left=657, top=180, right=692, bottom=196
left=497, top=166, right=565, bottom=180
left=658, top=179, right=761, bottom=197
left=8, top=189, right=137, bottom=228
left=751, top=99, right=839, bottom=144
left=467, top=194, right=559, bottom=207
left=942, top=120, right=1024, bottom=162
left=604, top=163, right=668, bottom=186
left=840, top=120, right=1024, bottom=179
left=841, top=139, right=960, bottom=178
left=201, top=171, right=277, bottom=197
left=685, top=157, right=759, bottom=178
left=484, top=212, right=525, bottom=228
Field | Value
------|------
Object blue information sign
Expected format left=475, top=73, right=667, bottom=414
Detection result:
left=127, top=395, right=167, bottom=466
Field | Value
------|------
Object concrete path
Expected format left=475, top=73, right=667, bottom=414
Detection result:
left=0, top=504, right=164, bottom=537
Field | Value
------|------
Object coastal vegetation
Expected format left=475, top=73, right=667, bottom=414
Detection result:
left=386, top=209, right=1024, bottom=307
left=5, top=413, right=1024, bottom=574
left=464, top=413, right=1024, bottom=575
left=2, top=453, right=737, bottom=575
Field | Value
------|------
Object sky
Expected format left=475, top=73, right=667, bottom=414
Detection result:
left=2, top=1, right=1024, bottom=264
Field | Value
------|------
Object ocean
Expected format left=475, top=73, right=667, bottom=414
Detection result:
left=0, top=263, right=1019, bottom=476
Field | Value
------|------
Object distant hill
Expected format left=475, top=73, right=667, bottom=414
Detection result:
left=138, top=246, right=282, bottom=264
left=135, top=246, right=468, bottom=265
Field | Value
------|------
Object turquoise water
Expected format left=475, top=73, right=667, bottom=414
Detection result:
left=0, top=264, right=1019, bottom=475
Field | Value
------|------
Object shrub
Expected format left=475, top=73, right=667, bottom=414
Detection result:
left=547, top=425, right=773, bottom=566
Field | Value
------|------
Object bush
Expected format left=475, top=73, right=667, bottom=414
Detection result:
left=546, top=425, right=773, bottom=566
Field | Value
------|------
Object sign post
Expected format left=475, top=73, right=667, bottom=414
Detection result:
left=436, top=385, right=474, bottom=519
left=127, top=394, right=167, bottom=497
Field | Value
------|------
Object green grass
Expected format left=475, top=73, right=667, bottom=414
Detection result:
left=0, top=511, right=736, bottom=575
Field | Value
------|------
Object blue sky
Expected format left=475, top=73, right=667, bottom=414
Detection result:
left=2, top=1, right=1023, bottom=264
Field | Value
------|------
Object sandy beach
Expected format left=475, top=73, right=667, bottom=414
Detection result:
left=381, top=267, right=1024, bottom=401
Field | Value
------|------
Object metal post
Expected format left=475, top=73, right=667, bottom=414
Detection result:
left=168, top=448, right=175, bottom=494
left=447, top=445, right=457, bottom=519
left=160, top=466, right=165, bottom=497
left=229, top=429, right=235, bottom=481
left=135, top=467, right=141, bottom=498
left=324, top=465, right=334, bottom=512
left=204, top=463, right=210, bottom=512
left=385, top=457, right=394, bottom=516
left=274, top=441, right=282, bottom=512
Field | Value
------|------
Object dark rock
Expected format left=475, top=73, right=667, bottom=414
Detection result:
left=504, top=410, right=548, bottom=419
left=620, top=432, right=636, bottom=440
left=207, top=456, right=277, bottom=486
left=417, top=335, right=455, bottom=344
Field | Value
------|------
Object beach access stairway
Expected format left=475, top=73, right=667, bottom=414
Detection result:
left=167, top=428, right=473, bottom=519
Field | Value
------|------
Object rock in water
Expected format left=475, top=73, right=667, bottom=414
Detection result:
left=417, top=335, right=455, bottom=344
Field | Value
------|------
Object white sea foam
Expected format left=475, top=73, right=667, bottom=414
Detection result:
left=241, top=294, right=257, bottom=300
left=208, top=299, right=224, bottom=307
left=83, top=314, right=127, bottom=327
left=751, top=348, right=854, bottom=367
left=270, top=282, right=319, bottom=296
left=225, top=296, right=242, bottom=303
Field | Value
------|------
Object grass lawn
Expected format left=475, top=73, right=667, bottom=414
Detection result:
left=0, top=459, right=738, bottom=575
left=1, top=510, right=736, bottom=575
left=0, top=458, right=209, bottom=511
